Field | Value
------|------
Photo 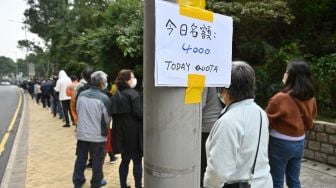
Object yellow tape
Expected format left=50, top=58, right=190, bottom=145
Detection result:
left=180, top=5, right=213, bottom=22
left=185, top=74, right=205, bottom=104
left=177, top=0, right=205, bottom=9
left=179, top=1, right=208, bottom=104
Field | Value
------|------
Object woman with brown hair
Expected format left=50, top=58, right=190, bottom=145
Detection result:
left=111, top=69, right=143, bottom=188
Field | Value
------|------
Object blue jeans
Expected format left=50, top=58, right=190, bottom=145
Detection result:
left=269, top=137, right=304, bottom=188
left=73, top=140, right=106, bottom=188
left=119, top=154, right=142, bottom=188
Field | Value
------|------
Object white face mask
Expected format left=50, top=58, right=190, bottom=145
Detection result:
left=282, top=71, right=288, bottom=84
left=103, top=82, right=108, bottom=90
left=130, top=78, right=137, bottom=88
left=218, top=92, right=225, bottom=104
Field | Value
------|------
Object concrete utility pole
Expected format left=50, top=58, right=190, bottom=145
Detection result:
left=144, top=0, right=202, bottom=187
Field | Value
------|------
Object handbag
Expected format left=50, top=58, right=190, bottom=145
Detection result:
left=223, top=111, right=263, bottom=188
left=105, top=128, right=112, bottom=153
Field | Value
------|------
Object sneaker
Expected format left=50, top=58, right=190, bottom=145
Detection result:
left=99, top=179, right=107, bottom=187
left=62, top=124, right=70, bottom=127
left=109, top=160, right=116, bottom=164
left=109, top=156, right=118, bottom=164
left=85, top=162, right=92, bottom=168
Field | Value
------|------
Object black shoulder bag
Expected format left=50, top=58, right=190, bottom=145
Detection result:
left=222, top=111, right=263, bottom=188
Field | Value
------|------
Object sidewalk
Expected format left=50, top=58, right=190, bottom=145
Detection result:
left=25, top=96, right=137, bottom=188
left=3, top=95, right=136, bottom=188
left=2, top=94, right=336, bottom=188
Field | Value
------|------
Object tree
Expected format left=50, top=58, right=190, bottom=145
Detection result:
left=17, top=58, right=29, bottom=77
left=0, top=56, right=16, bottom=78
left=22, top=0, right=335, bottom=117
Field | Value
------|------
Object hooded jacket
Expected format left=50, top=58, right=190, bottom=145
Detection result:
left=54, top=70, right=72, bottom=101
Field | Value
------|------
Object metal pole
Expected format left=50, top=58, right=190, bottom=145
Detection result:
left=144, top=1, right=202, bottom=187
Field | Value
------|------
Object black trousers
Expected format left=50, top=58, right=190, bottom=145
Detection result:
left=61, top=99, right=74, bottom=125
left=73, top=140, right=106, bottom=188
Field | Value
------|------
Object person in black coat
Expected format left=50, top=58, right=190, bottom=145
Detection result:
left=111, top=69, right=143, bottom=188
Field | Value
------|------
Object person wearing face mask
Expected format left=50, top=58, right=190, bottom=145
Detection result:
left=72, top=71, right=111, bottom=188
left=204, top=61, right=273, bottom=188
left=110, top=69, right=143, bottom=188
left=266, top=61, right=317, bottom=188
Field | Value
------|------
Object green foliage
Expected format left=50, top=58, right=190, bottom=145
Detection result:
left=24, top=0, right=144, bottom=77
left=208, top=0, right=294, bottom=24
left=63, top=61, right=89, bottom=78
left=311, top=54, right=336, bottom=117
left=0, top=56, right=16, bottom=77
left=25, top=53, right=49, bottom=79
left=286, top=0, right=336, bottom=56
left=16, top=59, right=29, bottom=77
left=21, top=0, right=336, bottom=119
left=208, top=0, right=295, bottom=64
left=103, top=0, right=143, bottom=58
left=255, top=43, right=302, bottom=107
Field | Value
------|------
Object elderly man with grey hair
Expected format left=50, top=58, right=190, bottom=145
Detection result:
left=73, top=71, right=111, bottom=188
left=203, top=61, right=273, bottom=188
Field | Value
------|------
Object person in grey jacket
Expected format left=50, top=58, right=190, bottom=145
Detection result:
left=72, top=71, right=111, bottom=188
left=204, top=61, right=272, bottom=188
left=201, top=87, right=223, bottom=187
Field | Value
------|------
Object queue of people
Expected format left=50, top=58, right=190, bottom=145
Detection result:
left=25, top=67, right=144, bottom=188
left=70, top=68, right=143, bottom=188
left=26, top=59, right=316, bottom=188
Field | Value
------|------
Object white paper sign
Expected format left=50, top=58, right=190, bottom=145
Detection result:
left=155, top=0, right=233, bottom=87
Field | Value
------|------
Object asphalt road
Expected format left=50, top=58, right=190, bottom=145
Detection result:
left=0, top=85, right=22, bottom=184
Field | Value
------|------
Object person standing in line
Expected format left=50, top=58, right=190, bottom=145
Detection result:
left=28, top=80, right=35, bottom=99
left=34, top=80, right=42, bottom=104
left=66, top=75, right=79, bottom=125
left=200, top=87, right=223, bottom=187
left=41, top=78, right=53, bottom=109
left=111, top=69, right=143, bottom=188
left=54, top=70, right=73, bottom=127
left=72, top=71, right=111, bottom=188
left=74, top=67, right=95, bottom=168
left=204, top=61, right=273, bottom=188
left=266, top=61, right=317, bottom=188
left=105, top=83, right=119, bottom=164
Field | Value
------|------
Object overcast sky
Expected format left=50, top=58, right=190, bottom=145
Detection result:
left=0, top=0, right=42, bottom=61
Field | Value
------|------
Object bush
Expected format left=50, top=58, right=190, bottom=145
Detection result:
left=311, top=53, right=336, bottom=118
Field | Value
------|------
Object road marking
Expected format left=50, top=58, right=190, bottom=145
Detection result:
left=0, top=92, right=22, bottom=156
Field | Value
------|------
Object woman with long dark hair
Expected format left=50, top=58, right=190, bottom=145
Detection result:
left=266, top=61, right=317, bottom=188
